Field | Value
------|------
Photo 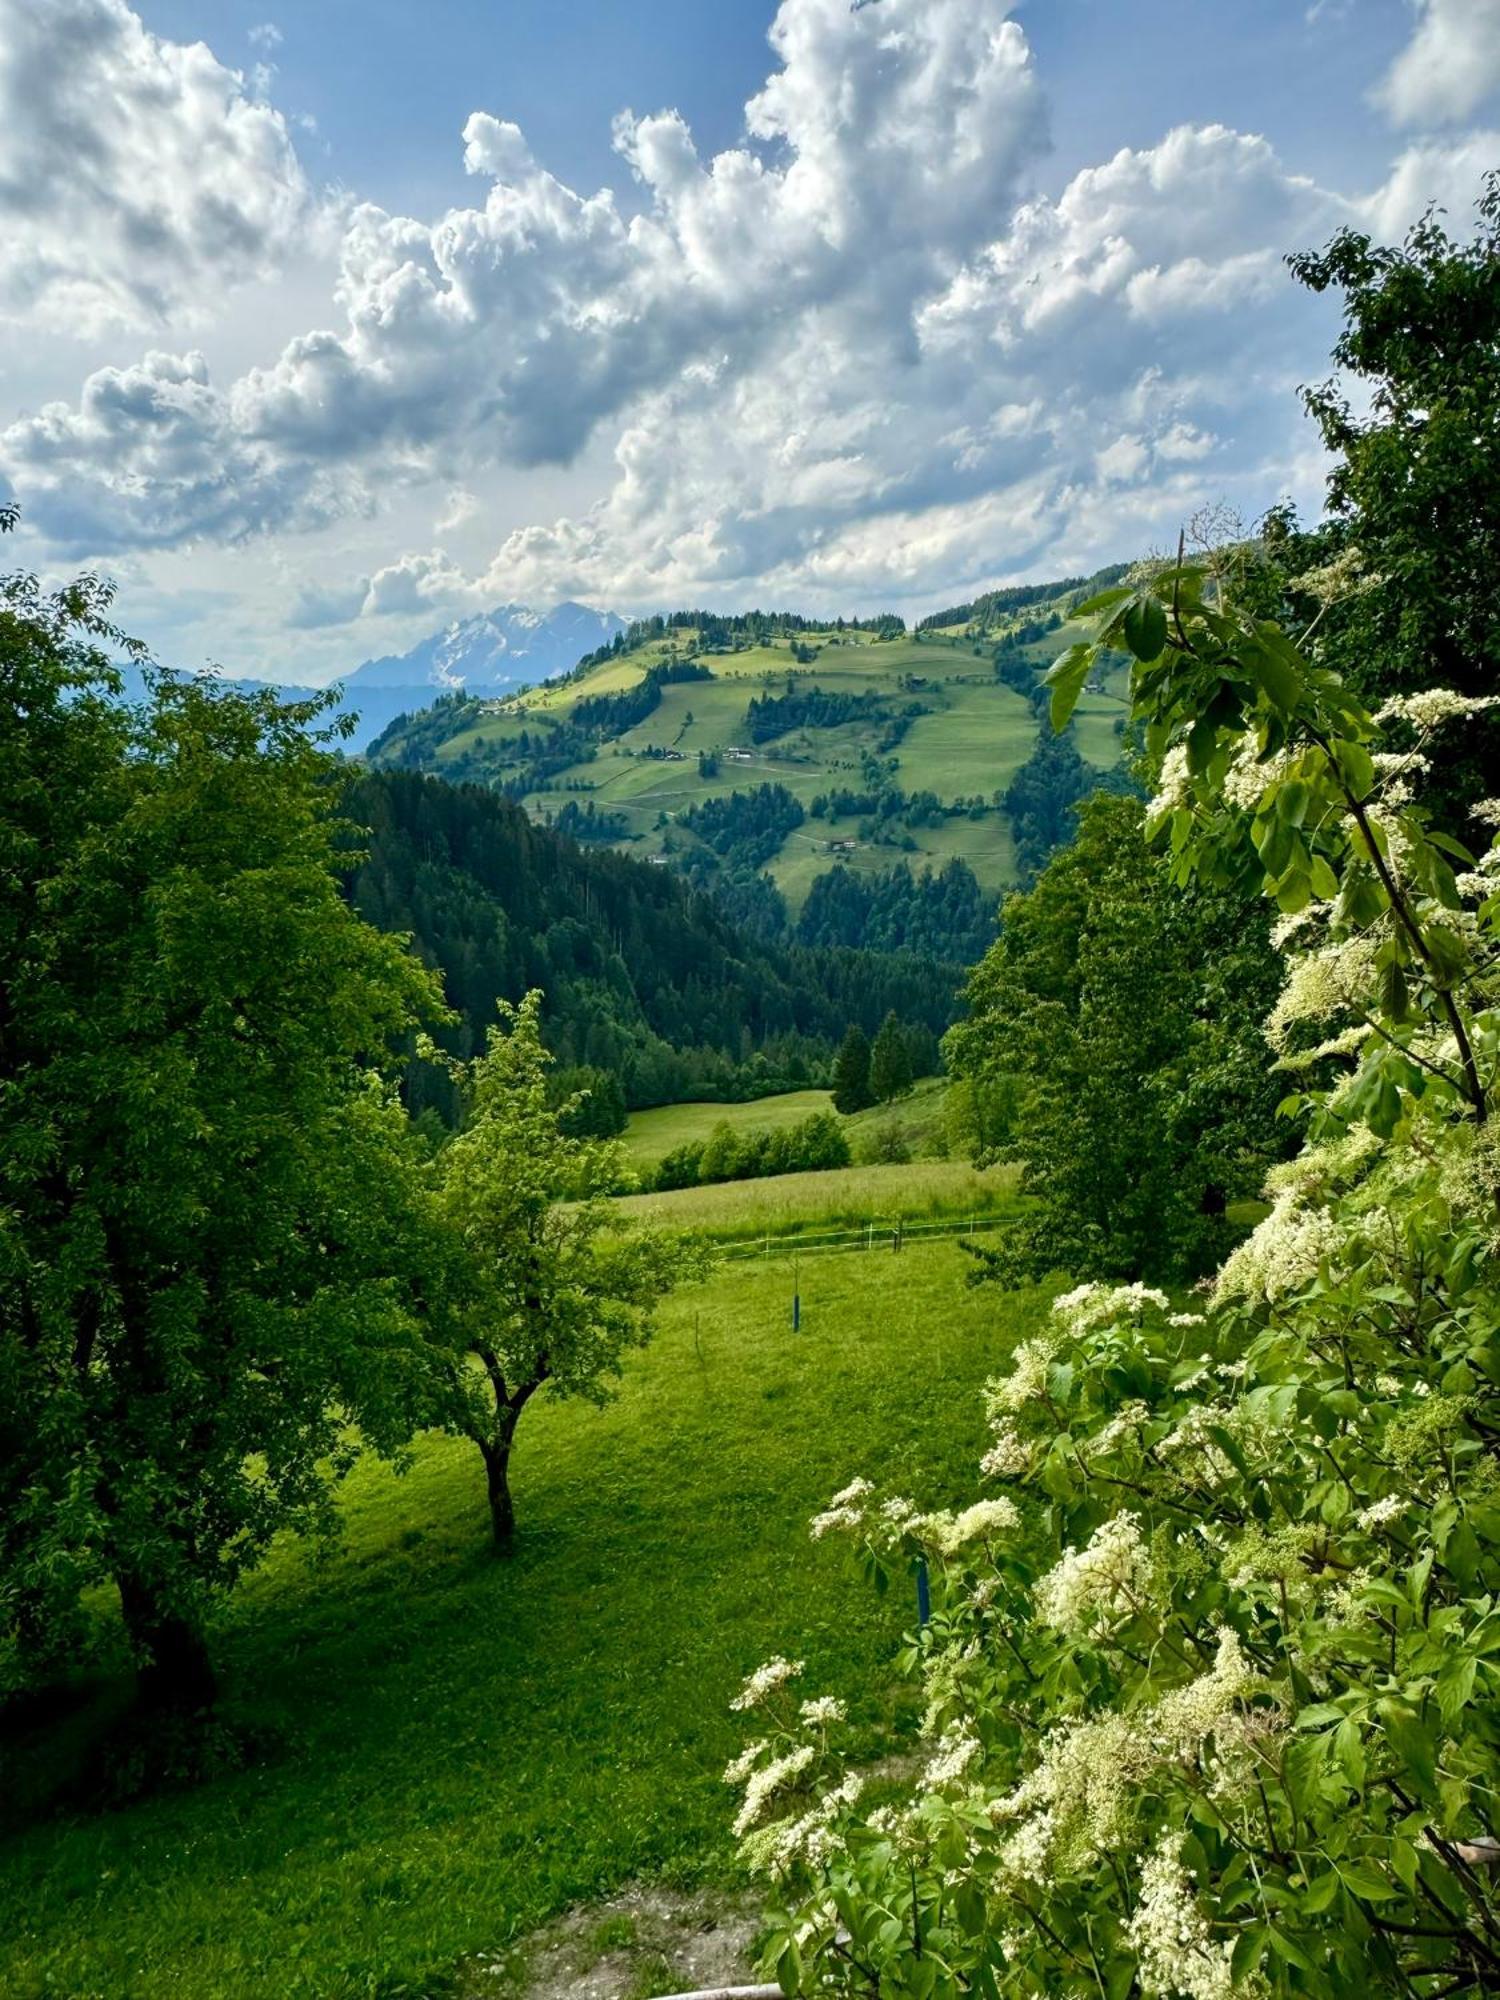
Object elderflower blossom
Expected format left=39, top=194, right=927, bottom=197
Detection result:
left=1127, top=1834, right=1235, bottom=2000
left=810, top=1503, right=864, bottom=1539
left=1374, top=689, right=1500, bottom=732
left=920, top=1497, right=1020, bottom=1555
left=1356, top=1494, right=1405, bottom=1531
left=1149, top=743, right=1193, bottom=818
left=1213, top=1189, right=1342, bottom=1305
left=1222, top=740, right=1300, bottom=812
left=733, top=1743, right=817, bottom=1837
left=981, top=1421, right=1033, bottom=1478
left=731, top=1656, right=804, bottom=1711
left=1054, top=1281, right=1170, bottom=1336
left=920, top=1727, right=983, bottom=1790
left=799, top=1696, right=846, bottom=1728
left=1151, top=1628, right=1258, bottom=1758
left=1289, top=544, right=1376, bottom=606
left=1265, top=935, right=1380, bottom=1052
left=986, top=1335, right=1059, bottom=1411
left=879, top=1495, right=920, bottom=1532
left=1034, top=1513, right=1151, bottom=1634
left=1475, top=798, right=1500, bottom=828
left=723, top=1739, right=769, bottom=1786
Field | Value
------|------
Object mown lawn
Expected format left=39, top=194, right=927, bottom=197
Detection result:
left=0, top=1241, right=1045, bottom=2000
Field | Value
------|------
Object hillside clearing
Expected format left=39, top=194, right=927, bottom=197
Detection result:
left=0, top=1241, right=1043, bottom=2000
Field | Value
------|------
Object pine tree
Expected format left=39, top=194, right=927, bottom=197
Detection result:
left=831, top=1024, right=874, bottom=1113
left=870, top=1011, right=914, bottom=1103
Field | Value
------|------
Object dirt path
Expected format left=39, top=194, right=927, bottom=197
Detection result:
left=457, top=1882, right=766, bottom=2000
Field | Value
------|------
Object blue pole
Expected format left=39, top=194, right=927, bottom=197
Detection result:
left=916, top=1556, right=931, bottom=1627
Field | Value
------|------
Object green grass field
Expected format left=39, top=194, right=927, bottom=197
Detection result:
left=0, top=1241, right=1045, bottom=2000
left=615, top=1156, right=1015, bottom=1241
left=620, top=1078, right=951, bottom=1172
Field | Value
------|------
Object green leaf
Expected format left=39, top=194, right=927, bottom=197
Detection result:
left=1308, top=853, right=1340, bottom=900
left=1072, top=585, right=1134, bottom=618
left=1377, top=1699, right=1437, bottom=1794
left=1122, top=596, right=1168, bottom=663
left=1338, top=1861, right=1398, bottom=1901
left=1044, top=643, right=1095, bottom=731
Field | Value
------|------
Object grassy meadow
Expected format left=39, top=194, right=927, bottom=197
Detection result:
left=383, top=620, right=1129, bottom=913
left=620, top=1077, right=951, bottom=1170
left=0, top=1237, right=1044, bottom=2000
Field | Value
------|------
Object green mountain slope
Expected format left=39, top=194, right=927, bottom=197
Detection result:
left=345, top=770, right=963, bottom=1119
left=366, top=571, right=1136, bottom=941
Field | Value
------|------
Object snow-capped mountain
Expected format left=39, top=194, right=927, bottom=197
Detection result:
left=344, top=602, right=626, bottom=693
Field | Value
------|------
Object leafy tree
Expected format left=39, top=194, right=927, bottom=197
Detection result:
left=869, top=1012, right=914, bottom=1103
left=1280, top=175, right=1500, bottom=832
left=947, top=792, right=1287, bottom=1283
left=549, top=1063, right=628, bottom=1139
left=0, top=541, right=445, bottom=1709
left=831, top=1025, right=874, bottom=1113
left=433, top=993, right=699, bottom=1547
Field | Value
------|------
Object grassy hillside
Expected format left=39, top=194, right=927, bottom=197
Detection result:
left=621, top=1079, right=952, bottom=1171
left=368, top=585, right=1133, bottom=920
left=0, top=1237, right=1044, bottom=2000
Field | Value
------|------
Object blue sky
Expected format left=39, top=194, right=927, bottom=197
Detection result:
left=0, top=0, right=1496, bottom=681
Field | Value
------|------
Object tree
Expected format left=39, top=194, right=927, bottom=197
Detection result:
left=550, top=1063, right=628, bottom=1139
left=868, top=1012, right=913, bottom=1103
left=946, top=793, right=1287, bottom=1283
left=434, top=993, right=700, bottom=1548
left=1281, top=175, right=1500, bottom=833
left=830, top=1024, right=874, bottom=1113
left=0, top=540, right=445, bottom=1710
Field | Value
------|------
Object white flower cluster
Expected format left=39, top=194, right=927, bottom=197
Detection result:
left=799, top=1696, right=847, bottom=1728
left=1034, top=1513, right=1151, bottom=1634
left=986, top=1333, right=1059, bottom=1411
left=1213, top=1189, right=1342, bottom=1305
left=1149, top=743, right=1193, bottom=818
left=1265, top=935, right=1380, bottom=1052
left=1054, top=1281, right=1171, bottom=1335
left=1126, top=1833, right=1236, bottom=2000
left=1374, top=689, right=1500, bottom=733
left=1355, top=1494, right=1405, bottom=1532
left=919, top=1498, right=1020, bottom=1555
left=981, top=1419, right=1033, bottom=1479
left=920, top=1726, right=983, bottom=1790
left=809, top=1475, right=874, bottom=1540
left=730, top=1656, right=804, bottom=1711
left=1289, top=544, right=1377, bottom=607
left=731, top=1742, right=817, bottom=1838
left=1222, top=741, right=1300, bottom=813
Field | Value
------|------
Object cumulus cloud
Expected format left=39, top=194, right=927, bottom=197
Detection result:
left=3, top=0, right=1498, bottom=618
left=1377, top=0, right=1500, bottom=128
left=0, top=0, right=311, bottom=338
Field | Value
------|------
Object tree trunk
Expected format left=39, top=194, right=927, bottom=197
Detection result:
left=480, top=1435, right=516, bottom=1550
left=117, top=1574, right=216, bottom=1711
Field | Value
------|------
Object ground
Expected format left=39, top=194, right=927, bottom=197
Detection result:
left=0, top=1224, right=1046, bottom=2000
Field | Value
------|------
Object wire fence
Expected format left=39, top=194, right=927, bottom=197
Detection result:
left=714, top=1211, right=1008, bottom=1261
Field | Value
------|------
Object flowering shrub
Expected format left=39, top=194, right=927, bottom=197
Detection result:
left=727, top=555, right=1500, bottom=1997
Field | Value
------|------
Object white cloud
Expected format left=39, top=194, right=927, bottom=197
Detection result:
left=1377, top=0, right=1500, bottom=127
left=2, top=0, right=1497, bottom=629
left=0, top=0, right=311, bottom=338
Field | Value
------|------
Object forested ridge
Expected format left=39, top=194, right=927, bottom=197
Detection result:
left=345, top=768, right=961, bottom=1117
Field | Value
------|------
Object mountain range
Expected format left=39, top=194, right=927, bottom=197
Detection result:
left=129, top=601, right=628, bottom=753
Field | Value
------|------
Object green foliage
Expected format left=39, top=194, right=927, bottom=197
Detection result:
left=654, top=1109, right=852, bottom=1193
left=739, top=541, right=1500, bottom=1997
left=0, top=552, right=445, bottom=1704
left=832, top=1025, right=874, bottom=1114
left=948, top=793, right=1287, bottom=1284
left=550, top=1063, right=629, bottom=1138
left=870, top=1011, right=915, bottom=1104
left=432, top=992, right=699, bottom=1542
left=1282, top=174, right=1500, bottom=833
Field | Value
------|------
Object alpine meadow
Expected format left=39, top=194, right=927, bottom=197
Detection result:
left=3, top=4, right=1500, bottom=1999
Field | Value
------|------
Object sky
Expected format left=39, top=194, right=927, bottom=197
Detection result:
left=0, top=0, right=1497, bottom=685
